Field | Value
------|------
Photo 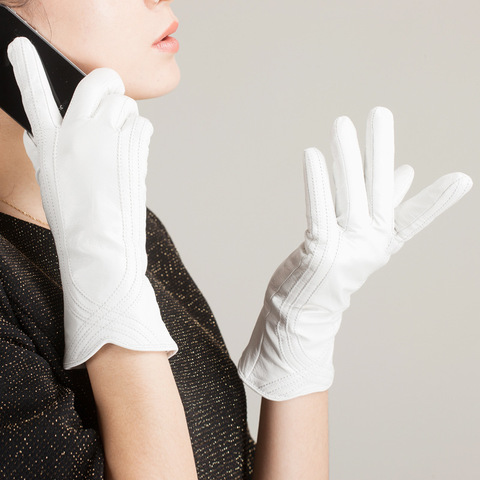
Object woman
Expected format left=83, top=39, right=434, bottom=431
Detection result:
left=0, top=1, right=472, bottom=479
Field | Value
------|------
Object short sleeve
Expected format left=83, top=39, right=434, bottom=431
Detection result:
left=0, top=284, right=105, bottom=479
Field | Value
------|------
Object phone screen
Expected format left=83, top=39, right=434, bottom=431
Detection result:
left=0, top=5, right=86, bottom=135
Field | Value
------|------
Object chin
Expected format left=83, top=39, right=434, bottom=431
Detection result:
left=126, top=63, right=181, bottom=100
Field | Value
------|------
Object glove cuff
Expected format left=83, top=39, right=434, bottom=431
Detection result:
left=237, top=314, right=338, bottom=401
left=237, top=362, right=334, bottom=401
left=63, top=274, right=178, bottom=370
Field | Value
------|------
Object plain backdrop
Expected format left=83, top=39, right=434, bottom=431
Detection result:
left=139, top=1, right=480, bottom=478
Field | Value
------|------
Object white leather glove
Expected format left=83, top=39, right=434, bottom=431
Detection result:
left=238, top=106, right=473, bottom=401
left=7, top=36, right=178, bottom=370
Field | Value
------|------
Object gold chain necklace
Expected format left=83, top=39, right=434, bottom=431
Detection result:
left=0, top=198, right=50, bottom=228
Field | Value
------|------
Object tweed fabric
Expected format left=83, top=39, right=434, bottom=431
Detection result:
left=0, top=207, right=256, bottom=479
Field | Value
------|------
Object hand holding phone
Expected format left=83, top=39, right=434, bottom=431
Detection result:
left=0, top=4, right=85, bottom=135
left=7, top=35, right=178, bottom=370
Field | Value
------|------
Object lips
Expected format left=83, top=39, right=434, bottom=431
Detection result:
left=153, top=20, right=179, bottom=45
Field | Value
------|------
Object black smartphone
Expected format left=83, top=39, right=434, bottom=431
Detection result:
left=0, top=5, right=86, bottom=135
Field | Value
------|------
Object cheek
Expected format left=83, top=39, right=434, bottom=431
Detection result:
left=42, top=1, right=137, bottom=72
left=57, top=31, right=181, bottom=100
left=36, top=2, right=180, bottom=100
left=54, top=23, right=135, bottom=74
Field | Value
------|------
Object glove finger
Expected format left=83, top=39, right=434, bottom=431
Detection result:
left=394, top=172, right=473, bottom=243
left=393, top=164, right=415, bottom=208
left=63, top=67, right=125, bottom=122
left=7, top=37, right=62, bottom=136
left=303, top=147, right=337, bottom=244
left=115, top=114, right=153, bottom=239
left=365, top=106, right=395, bottom=231
left=331, top=115, right=370, bottom=230
left=94, top=94, right=139, bottom=131
left=123, top=114, right=154, bottom=179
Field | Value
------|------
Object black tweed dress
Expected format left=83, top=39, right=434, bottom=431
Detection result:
left=0, top=207, right=256, bottom=479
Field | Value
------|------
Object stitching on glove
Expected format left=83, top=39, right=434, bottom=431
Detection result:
left=64, top=338, right=178, bottom=370
left=281, top=152, right=326, bottom=366
left=396, top=176, right=465, bottom=243
left=286, top=149, right=339, bottom=369
left=61, top=129, right=127, bottom=308
left=116, top=96, right=131, bottom=132
left=246, top=362, right=332, bottom=395
left=290, top=148, right=337, bottom=364
left=293, top=236, right=342, bottom=368
left=66, top=122, right=148, bottom=358
left=69, top=257, right=144, bottom=357
left=66, top=120, right=168, bottom=364
left=67, top=277, right=158, bottom=363
left=28, top=39, right=54, bottom=138
left=45, top=129, right=61, bottom=236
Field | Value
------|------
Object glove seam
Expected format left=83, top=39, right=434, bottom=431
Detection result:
left=281, top=156, right=333, bottom=371
left=65, top=120, right=153, bottom=360
left=241, top=364, right=333, bottom=397
left=394, top=176, right=465, bottom=244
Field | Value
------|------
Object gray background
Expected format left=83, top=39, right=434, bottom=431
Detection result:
left=139, top=1, right=480, bottom=478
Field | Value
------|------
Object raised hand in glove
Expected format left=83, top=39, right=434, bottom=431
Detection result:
left=7, top=36, right=178, bottom=370
left=238, top=106, right=473, bottom=401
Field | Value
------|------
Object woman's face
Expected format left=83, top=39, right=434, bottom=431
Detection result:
left=14, top=0, right=180, bottom=100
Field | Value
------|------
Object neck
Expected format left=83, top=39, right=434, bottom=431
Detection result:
left=0, top=109, right=50, bottom=228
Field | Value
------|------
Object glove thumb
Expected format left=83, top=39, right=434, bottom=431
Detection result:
left=394, top=172, right=473, bottom=245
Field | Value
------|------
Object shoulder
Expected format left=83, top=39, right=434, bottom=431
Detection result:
left=146, top=206, right=182, bottom=258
